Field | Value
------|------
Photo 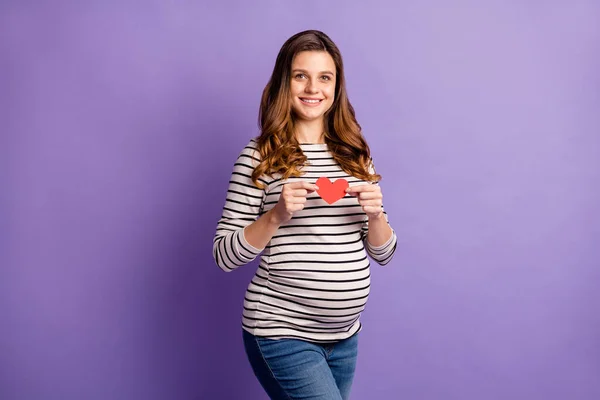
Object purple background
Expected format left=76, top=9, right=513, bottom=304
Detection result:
left=2, top=1, right=599, bottom=399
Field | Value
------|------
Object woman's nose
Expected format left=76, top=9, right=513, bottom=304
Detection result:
left=304, top=80, right=318, bottom=93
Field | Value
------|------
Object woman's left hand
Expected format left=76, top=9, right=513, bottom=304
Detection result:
left=345, top=184, right=384, bottom=219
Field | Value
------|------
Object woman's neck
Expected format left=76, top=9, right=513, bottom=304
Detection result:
left=294, top=119, right=326, bottom=144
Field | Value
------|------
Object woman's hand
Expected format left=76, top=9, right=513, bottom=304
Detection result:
left=345, top=184, right=383, bottom=219
left=269, top=181, right=319, bottom=225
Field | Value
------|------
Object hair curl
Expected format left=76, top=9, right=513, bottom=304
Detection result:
left=251, top=30, right=381, bottom=188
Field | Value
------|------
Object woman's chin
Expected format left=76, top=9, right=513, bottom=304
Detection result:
left=293, top=110, right=324, bottom=122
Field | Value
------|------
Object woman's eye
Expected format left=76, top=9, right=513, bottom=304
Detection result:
left=321, top=75, right=331, bottom=81
left=295, top=73, right=306, bottom=79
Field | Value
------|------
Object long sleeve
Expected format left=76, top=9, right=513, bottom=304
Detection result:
left=360, top=160, right=397, bottom=265
left=213, top=141, right=266, bottom=272
left=361, top=206, right=397, bottom=265
left=235, top=142, right=397, bottom=341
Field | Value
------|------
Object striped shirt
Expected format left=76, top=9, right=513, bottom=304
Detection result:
left=213, top=139, right=397, bottom=342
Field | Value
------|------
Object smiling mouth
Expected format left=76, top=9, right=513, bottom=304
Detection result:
left=299, top=98, right=324, bottom=105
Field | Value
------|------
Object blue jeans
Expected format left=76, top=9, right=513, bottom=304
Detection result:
left=242, top=329, right=359, bottom=399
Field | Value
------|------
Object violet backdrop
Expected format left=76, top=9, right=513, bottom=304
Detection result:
left=2, top=1, right=599, bottom=399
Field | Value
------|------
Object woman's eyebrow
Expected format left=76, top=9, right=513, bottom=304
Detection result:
left=292, top=68, right=335, bottom=75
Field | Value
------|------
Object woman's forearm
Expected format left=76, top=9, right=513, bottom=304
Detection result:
left=243, top=208, right=282, bottom=250
left=367, top=213, right=393, bottom=247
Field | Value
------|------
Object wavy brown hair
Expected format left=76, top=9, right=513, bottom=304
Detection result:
left=251, top=30, right=381, bottom=188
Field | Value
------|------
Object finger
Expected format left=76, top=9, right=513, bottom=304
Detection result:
left=291, top=189, right=309, bottom=197
left=290, top=203, right=305, bottom=212
left=357, top=191, right=382, bottom=200
left=289, top=197, right=307, bottom=204
left=345, top=184, right=377, bottom=194
left=283, top=193, right=307, bottom=203
left=345, top=186, right=363, bottom=196
left=290, top=181, right=319, bottom=192
left=359, top=200, right=382, bottom=207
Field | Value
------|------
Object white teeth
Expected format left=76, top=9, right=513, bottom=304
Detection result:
left=302, top=99, right=321, bottom=103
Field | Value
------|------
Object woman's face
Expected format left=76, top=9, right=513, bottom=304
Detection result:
left=289, top=51, right=336, bottom=123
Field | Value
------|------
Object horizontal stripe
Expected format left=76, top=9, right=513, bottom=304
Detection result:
left=213, top=139, right=397, bottom=341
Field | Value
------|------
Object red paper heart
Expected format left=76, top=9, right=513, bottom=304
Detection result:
left=316, top=177, right=349, bottom=204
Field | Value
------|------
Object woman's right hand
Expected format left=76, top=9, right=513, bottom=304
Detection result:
left=269, top=181, right=319, bottom=225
